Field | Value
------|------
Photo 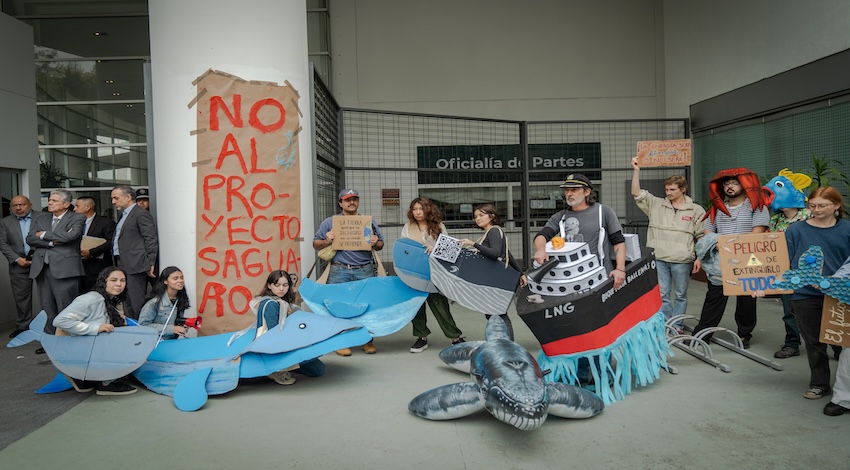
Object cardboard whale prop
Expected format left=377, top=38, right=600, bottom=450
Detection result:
left=133, top=311, right=372, bottom=411
left=393, top=238, right=439, bottom=293
left=408, top=316, right=604, bottom=431
left=299, top=276, right=428, bottom=336
left=8, top=311, right=159, bottom=389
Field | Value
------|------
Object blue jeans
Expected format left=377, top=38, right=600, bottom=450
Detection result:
left=328, top=263, right=374, bottom=284
left=656, top=260, right=693, bottom=327
left=294, top=358, right=325, bottom=377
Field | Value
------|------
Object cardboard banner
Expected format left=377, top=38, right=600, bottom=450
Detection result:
left=718, top=233, right=792, bottom=296
left=820, top=296, right=850, bottom=347
left=194, top=70, right=302, bottom=334
left=331, top=215, right=373, bottom=251
left=635, top=139, right=692, bottom=167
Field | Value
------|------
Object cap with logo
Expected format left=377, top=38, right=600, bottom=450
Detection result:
left=558, top=174, right=593, bottom=189
left=339, top=189, right=359, bottom=201
left=136, top=188, right=150, bottom=200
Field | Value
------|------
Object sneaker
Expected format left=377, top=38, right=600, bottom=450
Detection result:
left=674, top=327, right=685, bottom=336
left=96, top=381, right=138, bottom=396
left=336, top=348, right=352, bottom=357
left=823, top=401, right=849, bottom=416
left=410, top=337, right=429, bottom=353
left=67, top=377, right=95, bottom=393
left=803, top=387, right=830, bottom=400
left=740, top=337, right=750, bottom=349
left=774, top=346, right=800, bottom=359
left=362, top=341, right=377, bottom=354
left=451, top=337, right=466, bottom=345
left=268, top=370, right=296, bottom=386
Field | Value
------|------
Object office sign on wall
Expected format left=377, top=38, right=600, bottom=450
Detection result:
left=417, top=143, right=601, bottom=184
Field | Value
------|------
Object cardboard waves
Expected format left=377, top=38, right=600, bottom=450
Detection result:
left=516, top=253, right=661, bottom=356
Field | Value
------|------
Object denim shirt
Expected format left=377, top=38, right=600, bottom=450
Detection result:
left=139, top=293, right=180, bottom=339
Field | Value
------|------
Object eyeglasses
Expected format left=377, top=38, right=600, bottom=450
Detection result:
left=722, top=180, right=741, bottom=187
left=808, top=203, right=834, bottom=210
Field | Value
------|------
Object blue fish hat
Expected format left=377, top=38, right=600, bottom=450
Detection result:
left=762, top=168, right=812, bottom=211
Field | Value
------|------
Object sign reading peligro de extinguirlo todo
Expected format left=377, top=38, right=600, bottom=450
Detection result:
left=718, top=232, right=792, bottom=296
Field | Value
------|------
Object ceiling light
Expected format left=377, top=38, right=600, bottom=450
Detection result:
left=112, top=92, right=121, bottom=96
left=126, top=104, right=134, bottom=108
left=93, top=32, right=108, bottom=36
left=105, top=80, right=114, bottom=84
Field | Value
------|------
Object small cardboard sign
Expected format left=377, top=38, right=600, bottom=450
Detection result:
left=331, top=215, right=373, bottom=251
left=820, top=296, right=850, bottom=347
left=635, top=139, right=692, bottom=167
left=718, top=232, right=792, bottom=296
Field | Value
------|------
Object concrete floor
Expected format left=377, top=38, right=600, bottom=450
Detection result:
left=0, top=282, right=846, bottom=470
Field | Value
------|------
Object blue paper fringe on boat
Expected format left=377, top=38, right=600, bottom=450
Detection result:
left=537, top=311, right=669, bottom=405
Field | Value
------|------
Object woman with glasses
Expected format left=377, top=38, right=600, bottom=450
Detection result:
left=784, top=187, right=850, bottom=402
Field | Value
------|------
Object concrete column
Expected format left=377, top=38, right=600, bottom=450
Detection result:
left=148, top=0, right=314, bottom=326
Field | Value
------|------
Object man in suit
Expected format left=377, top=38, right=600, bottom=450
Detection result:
left=111, top=185, right=158, bottom=318
left=27, top=189, right=85, bottom=335
left=74, top=196, right=115, bottom=292
left=0, top=195, right=45, bottom=337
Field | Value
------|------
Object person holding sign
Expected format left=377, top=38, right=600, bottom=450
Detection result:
left=824, top=257, right=850, bottom=416
left=313, top=189, right=384, bottom=356
left=401, top=197, right=465, bottom=353
left=785, top=187, right=850, bottom=400
left=631, top=157, right=705, bottom=333
left=692, top=169, right=769, bottom=349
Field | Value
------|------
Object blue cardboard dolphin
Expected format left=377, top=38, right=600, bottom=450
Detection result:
left=409, top=316, right=604, bottom=431
left=133, top=310, right=372, bottom=411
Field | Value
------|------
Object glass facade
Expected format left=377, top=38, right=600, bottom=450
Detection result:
left=2, top=0, right=332, bottom=215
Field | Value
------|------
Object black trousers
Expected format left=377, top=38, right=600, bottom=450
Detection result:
left=693, top=282, right=757, bottom=339
left=791, top=296, right=832, bottom=390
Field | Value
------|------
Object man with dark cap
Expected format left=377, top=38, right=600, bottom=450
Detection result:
left=532, top=174, right=627, bottom=289
left=135, top=188, right=150, bottom=211
left=313, top=189, right=384, bottom=356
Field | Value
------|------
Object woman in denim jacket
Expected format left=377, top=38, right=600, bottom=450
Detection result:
left=139, top=266, right=191, bottom=340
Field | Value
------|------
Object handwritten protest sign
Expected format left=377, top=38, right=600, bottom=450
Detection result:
left=635, top=139, right=692, bottom=167
left=718, top=232, right=792, bottom=296
left=331, top=215, right=373, bottom=251
left=194, top=70, right=302, bottom=334
left=820, top=296, right=850, bottom=347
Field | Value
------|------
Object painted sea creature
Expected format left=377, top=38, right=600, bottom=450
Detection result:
left=8, top=311, right=159, bottom=381
left=133, top=310, right=372, bottom=411
left=762, top=168, right=812, bottom=211
left=393, top=237, right=439, bottom=293
left=299, top=276, right=428, bottom=336
left=429, top=249, right=521, bottom=315
left=408, top=316, right=604, bottom=431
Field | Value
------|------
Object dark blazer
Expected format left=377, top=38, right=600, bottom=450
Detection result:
left=116, top=205, right=158, bottom=275
left=83, top=214, right=116, bottom=277
left=26, top=210, right=85, bottom=280
left=0, top=211, right=47, bottom=274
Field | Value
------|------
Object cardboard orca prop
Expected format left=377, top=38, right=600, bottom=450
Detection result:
left=408, top=316, right=604, bottom=431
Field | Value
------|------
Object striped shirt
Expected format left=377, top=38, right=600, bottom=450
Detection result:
left=704, top=199, right=769, bottom=235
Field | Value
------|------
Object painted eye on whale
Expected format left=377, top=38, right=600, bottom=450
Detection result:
left=298, top=323, right=306, bottom=329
